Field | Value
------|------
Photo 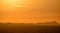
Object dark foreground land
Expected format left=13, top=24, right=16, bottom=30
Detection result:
left=0, top=24, right=60, bottom=33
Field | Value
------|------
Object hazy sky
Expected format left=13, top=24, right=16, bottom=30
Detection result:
left=0, top=0, right=60, bottom=23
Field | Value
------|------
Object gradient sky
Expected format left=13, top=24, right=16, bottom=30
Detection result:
left=0, top=0, right=60, bottom=23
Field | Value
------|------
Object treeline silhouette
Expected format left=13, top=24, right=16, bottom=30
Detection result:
left=0, top=21, right=60, bottom=33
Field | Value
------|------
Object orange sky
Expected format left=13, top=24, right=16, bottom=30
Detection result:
left=0, top=0, right=60, bottom=23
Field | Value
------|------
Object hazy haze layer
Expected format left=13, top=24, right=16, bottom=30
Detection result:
left=0, top=0, right=60, bottom=23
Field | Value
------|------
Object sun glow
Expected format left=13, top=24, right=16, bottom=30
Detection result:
left=2, top=0, right=27, bottom=7
left=5, top=0, right=17, bottom=3
left=2, top=0, right=18, bottom=5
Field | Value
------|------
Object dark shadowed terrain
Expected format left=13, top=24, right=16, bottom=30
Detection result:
left=0, top=22, right=60, bottom=33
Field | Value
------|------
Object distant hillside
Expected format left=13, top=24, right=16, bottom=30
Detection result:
left=36, top=21, right=60, bottom=26
left=0, top=21, right=60, bottom=26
